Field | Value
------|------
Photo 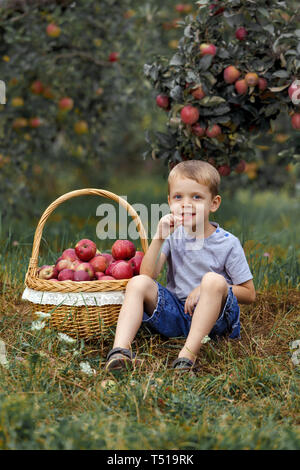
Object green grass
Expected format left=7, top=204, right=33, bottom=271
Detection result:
left=0, top=287, right=299, bottom=450
left=0, top=181, right=299, bottom=450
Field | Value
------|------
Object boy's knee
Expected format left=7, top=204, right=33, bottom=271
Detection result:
left=201, top=272, right=228, bottom=293
left=126, top=274, right=155, bottom=292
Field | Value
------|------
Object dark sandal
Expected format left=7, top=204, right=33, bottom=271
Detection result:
left=105, top=347, right=137, bottom=371
left=171, top=357, right=199, bottom=372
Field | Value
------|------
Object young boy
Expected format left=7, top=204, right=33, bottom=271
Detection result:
left=105, top=160, right=256, bottom=371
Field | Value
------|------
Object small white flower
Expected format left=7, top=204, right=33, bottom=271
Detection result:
left=290, top=340, right=300, bottom=351
left=0, top=340, right=9, bottom=369
left=292, top=352, right=300, bottom=366
left=57, top=333, right=76, bottom=344
left=201, top=335, right=211, bottom=344
left=35, top=311, right=51, bottom=319
left=80, top=361, right=96, bottom=376
left=31, top=320, right=46, bottom=331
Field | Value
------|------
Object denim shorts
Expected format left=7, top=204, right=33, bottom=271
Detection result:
left=142, top=281, right=240, bottom=340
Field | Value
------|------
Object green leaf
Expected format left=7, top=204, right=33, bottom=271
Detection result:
left=217, top=48, right=230, bottom=60
left=170, top=85, right=183, bottom=101
left=155, top=132, right=175, bottom=149
left=169, top=54, right=184, bottom=66
left=223, top=12, right=244, bottom=28
left=258, top=7, right=269, bottom=18
left=263, top=24, right=275, bottom=35
left=198, top=54, right=213, bottom=71
left=200, top=96, right=226, bottom=107
left=272, top=70, right=290, bottom=78
left=264, top=103, right=280, bottom=117
left=186, top=70, right=199, bottom=83
left=202, top=72, right=217, bottom=86
left=285, top=49, right=297, bottom=56
left=184, top=25, right=193, bottom=38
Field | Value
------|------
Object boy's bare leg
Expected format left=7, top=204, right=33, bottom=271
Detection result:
left=178, top=273, right=229, bottom=362
left=112, top=274, right=158, bottom=350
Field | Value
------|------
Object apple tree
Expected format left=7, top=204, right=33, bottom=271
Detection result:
left=143, top=0, right=300, bottom=190
left=0, top=0, right=191, bottom=219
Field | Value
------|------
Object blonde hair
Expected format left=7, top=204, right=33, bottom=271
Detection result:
left=168, top=160, right=220, bottom=198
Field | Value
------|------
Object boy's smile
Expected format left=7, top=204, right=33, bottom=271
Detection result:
left=168, top=176, right=221, bottom=237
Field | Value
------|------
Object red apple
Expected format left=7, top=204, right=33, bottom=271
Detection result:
left=29, top=117, right=42, bottom=128
left=191, top=123, right=206, bottom=137
left=224, top=66, right=241, bottom=84
left=71, top=260, right=81, bottom=269
left=175, top=4, right=192, bottom=13
left=111, top=261, right=134, bottom=280
left=109, top=52, right=119, bottom=62
left=209, top=3, right=224, bottom=15
left=58, top=269, right=74, bottom=281
left=206, top=124, right=221, bottom=138
left=74, top=262, right=94, bottom=280
left=180, top=105, right=199, bottom=125
left=291, top=113, right=300, bottom=130
left=129, top=252, right=144, bottom=275
left=191, top=86, right=205, bottom=100
left=234, top=160, right=246, bottom=173
left=235, top=79, right=248, bottom=95
left=99, top=275, right=116, bottom=280
left=75, top=239, right=97, bottom=261
left=288, top=81, right=300, bottom=102
left=38, top=265, right=58, bottom=280
left=218, top=165, right=231, bottom=176
left=56, top=258, right=73, bottom=272
left=59, top=97, right=74, bottom=111
left=62, top=248, right=78, bottom=262
left=101, top=253, right=114, bottom=266
left=46, top=23, right=61, bottom=38
left=134, top=251, right=144, bottom=258
left=43, top=86, right=54, bottom=99
left=95, top=272, right=106, bottom=280
left=90, top=255, right=108, bottom=273
left=111, top=240, right=136, bottom=260
left=258, top=77, right=268, bottom=91
left=175, top=4, right=185, bottom=12
left=74, top=270, right=91, bottom=281
left=105, top=260, right=123, bottom=276
left=245, top=73, right=259, bottom=87
left=12, top=118, right=27, bottom=129
left=30, top=80, right=44, bottom=94
left=235, top=27, right=248, bottom=41
left=199, top=43, right=217, bottom=56
left=156, top=94, right=170, bottom=109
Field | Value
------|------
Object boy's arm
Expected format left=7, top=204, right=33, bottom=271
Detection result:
left=229, top=279, right=256, bottom=305
left=139, top=239, right=166, bottom=279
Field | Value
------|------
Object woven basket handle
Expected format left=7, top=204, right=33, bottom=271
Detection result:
left=26, top=188, right=149, bottom=277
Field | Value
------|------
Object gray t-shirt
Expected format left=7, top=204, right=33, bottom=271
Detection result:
left=161, top=221, right=253, bottom=301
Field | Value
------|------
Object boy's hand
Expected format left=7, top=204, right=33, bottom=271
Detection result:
left=154, top=213, right=182, bottom=240
left=184, top=286, right=201, bottom=316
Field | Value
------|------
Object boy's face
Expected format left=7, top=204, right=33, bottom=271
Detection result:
left=168, top=176, right=221, bottom=233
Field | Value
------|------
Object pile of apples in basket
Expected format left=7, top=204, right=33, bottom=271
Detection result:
left=38, top=239, right=144, bottom=281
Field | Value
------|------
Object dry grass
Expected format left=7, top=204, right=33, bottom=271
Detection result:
left=0, top=279, right=299, bottom=450
left=2, top=281, right=299, bottom=376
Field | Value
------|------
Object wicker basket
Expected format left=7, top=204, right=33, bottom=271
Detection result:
left=23, top=188, right=148, bottom=339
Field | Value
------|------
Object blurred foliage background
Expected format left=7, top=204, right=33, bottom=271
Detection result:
left=0, top=0, right=299, bottom=238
